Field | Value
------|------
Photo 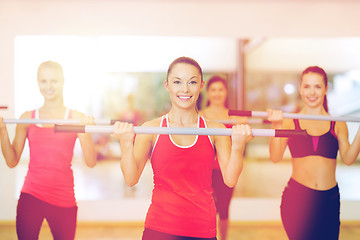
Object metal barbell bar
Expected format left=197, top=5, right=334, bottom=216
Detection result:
left=54, top=124, right=307, bottom=138
left=2, top=119, right=120, bottom=125
left=229, top=110, right=360, bottom=123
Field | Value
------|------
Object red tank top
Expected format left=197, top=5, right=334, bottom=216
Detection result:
left=21, top=109, right=78, bottom=207
left=145, top=115, right=216, bottom=238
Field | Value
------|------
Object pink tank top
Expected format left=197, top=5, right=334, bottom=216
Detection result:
left=145, top=115, right=216, bottom=238
left=21, top=109, right=78, bottom=207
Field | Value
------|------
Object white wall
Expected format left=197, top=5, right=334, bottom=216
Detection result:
left=1, top=0, right=360, bottom=222
left=246, top=38, right=360, bottom=73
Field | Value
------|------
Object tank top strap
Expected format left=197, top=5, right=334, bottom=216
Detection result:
left=65, top=108, right=71, bottom=119
left=293, top=119, right=300, bottom=129
left=199, top=115, right=206, bottom=128
left=33, top=109, right=41, bottom=127
left=162, top=115, right=168, bottom=127
left=330, top=121, right=337, bottom=137
left=31, top=109, right=37, bottom=119
left=330, top=121, right=336, bottom=130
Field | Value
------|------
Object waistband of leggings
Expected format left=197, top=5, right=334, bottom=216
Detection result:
left=287, top=178, right=339, bottom=196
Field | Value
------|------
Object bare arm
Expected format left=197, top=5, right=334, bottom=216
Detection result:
left=267, top=109, right=289, bottom=163
left=72, top=111, right=97, bottom=168
left=337, top=122, right=360, bottom=165
left=214, top=121, right=253, bottom=188
left=112, top=120, right=154, bottom=187
left=0, top=113, right=29, bottom=168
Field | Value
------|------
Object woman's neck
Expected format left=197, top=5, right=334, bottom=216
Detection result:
left=41, top=98, right=65, bottom=113
left=207, top=103, right=227, bottom=112
left=300, top=105, right=327, bottom=115
left=167, top=107, right=198, bottom=126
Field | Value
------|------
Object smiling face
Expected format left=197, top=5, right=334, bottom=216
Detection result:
left=165, top=62, right=204, bottom=110
left=37, top=63, right=64, bottom=101
left=299, top=72, right=328, bottom=110
left=207, top=81, right=227, bottom=107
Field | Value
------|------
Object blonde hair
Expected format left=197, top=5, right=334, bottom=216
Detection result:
left=37, top=61, right=64, bottom=81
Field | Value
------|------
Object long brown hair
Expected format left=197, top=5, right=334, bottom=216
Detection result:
left=166, top=57, right=203, bottom=82
left=206, top=75, right=229, bottom=108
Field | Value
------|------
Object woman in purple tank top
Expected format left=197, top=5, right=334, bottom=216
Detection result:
left=0, top=61, right=96, bottom=240
left=267, top=66, right=360, bottom=240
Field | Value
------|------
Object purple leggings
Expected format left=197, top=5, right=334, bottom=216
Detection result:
left=281, top=178, right=340, bottom=240
left=16, top=193, right=78, bottom=240
left=212, top=169, right=234, bottom=220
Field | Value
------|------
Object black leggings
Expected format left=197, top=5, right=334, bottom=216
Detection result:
left=16, top=193, right=78, bottom=240
left=212, top=169, right=234, bottom=220
left=281, top=178, right=340, bottom=240
left=142, top=228, right=217, bottom=240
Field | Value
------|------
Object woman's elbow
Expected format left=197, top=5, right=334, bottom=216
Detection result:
left=224, top=179, right=237, bottom=188
left=224, top=174, right=240, bottom=188
left=124, top=177, right=139, bottom=187
left=86, top=161, right=96, bottom=168
left=269, top=151, right=283, bottom=163
left=5, top=157, right=19, bottom=168
left=270, top=156, right=282, bottom=164
left=84, top=156, right=97, bottom=168
left=342, top=159, right=355, bottom=166
left=7, top=162, right=18, bottom=168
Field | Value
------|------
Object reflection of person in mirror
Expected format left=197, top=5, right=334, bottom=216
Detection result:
left=267, top=66, right=360, bottom=240
left=112, top=57, right=253, bottom=240
left=199, top=76, right=247, bottom=240
left=118, top=94, right=145, bottom=126
left=0, top=61, right=96, bottom=240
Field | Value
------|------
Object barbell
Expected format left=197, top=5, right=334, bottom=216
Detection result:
left=229, top=110, right=360, bottom=123
left=54, top=124, right=307, bottom=137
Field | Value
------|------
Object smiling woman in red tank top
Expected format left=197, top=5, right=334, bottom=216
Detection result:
left=112, top=57, right=253, bottom=240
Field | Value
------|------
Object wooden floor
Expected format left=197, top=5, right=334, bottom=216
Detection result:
left=1, top=222, right=360, bottom=240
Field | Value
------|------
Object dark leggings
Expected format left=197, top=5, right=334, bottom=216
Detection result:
left=212, top=169, right=234, bottom=220
left=142, top=228, right=217, bottom=240
left=16, top=193, right=78, bottom=240
left=281, top=178, right=340, bottom=240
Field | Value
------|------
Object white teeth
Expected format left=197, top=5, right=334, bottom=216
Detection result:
left=178, top=96, right=191, bottom=99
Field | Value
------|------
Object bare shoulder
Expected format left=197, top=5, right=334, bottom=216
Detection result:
left=20, top=111, right=32, bottom=119
left=205, top=119, right=226, bottom=129
left=283, top=118, right=294, bottom=129
left=335, top=121, right=348, bottom=134
left=141, top=117, right=162, bottom=127
left=70, top=109, right=86, bottom=119
left=199, top=108, right=208, bottom=117
left=135, top=117, right=162, bottom=146
left=229, top=115, right=248, bottom=124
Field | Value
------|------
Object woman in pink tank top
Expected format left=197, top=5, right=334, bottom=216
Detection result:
left=112, top=57, right=253, bottom=240
left=0, top=61, right=96, bottom=240
left=199, top=76, right=247, bottom=240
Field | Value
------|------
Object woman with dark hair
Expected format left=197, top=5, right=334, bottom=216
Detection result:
left=199, top=76, right=246, bottom=240
left=112, top=57, right=253, bottom=240
left=267, top=66, right=360, bottom=240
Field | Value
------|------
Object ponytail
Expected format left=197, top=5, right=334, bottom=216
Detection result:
left=323, top=95, right=328, bottom=113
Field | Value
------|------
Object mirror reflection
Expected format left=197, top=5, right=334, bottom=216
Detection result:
left=13, top=36, right=360, bottom=205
